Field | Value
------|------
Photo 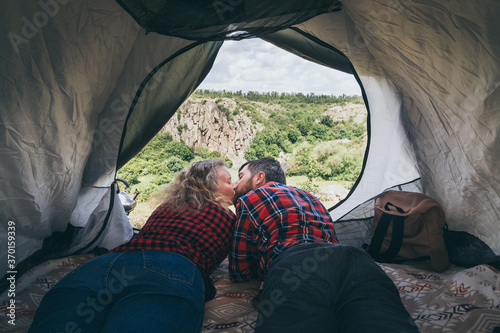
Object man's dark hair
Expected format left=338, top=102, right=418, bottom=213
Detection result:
left=239, top=156, right=286, bottom=185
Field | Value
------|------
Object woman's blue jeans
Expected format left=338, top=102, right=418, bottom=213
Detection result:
left=255, top=243, right=420, bottom=333
left=28, top=250, right=205, bottom=333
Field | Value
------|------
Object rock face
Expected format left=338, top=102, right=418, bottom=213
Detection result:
left=161, top=97, right=260, bottom=166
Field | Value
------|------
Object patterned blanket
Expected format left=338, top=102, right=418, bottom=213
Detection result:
left=1, top=255, right=499, bottom=332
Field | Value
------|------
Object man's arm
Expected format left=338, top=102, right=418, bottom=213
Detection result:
left=229, top=200, right=259, bottom=282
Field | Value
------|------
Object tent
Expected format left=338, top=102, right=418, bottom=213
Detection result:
left=1, top=0, right=499, bottom=303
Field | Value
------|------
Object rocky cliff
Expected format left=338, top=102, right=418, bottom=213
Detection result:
left=161, top=97, right=262, bottom=166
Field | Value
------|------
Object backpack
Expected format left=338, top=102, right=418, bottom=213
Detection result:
left=366, top=190, right=449, bottom=272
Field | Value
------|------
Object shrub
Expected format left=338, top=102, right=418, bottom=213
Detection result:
left=166, top=156, right=185, bottom=173
left=194, top=147, right=220, bottom=159
left=244, top=145, right=267, bottom=160
left=286, top=142, right=313, bottom=175
left=138, top=183, right=162, bottom=203
left=311, top=123, right=329, bottom=139
left=244, top=128, right=292, bottom=159
left=153, top=173, right=175, bottom=186
left=297, top=120, right=313, bottom=136
left=320, top=115, right=334, bottom=127
left=223, top=157, right=233, bottom=168
left=164, top=141, right=194, bottom=161
left=313, top=141, right=364, bottom=181
left=295, top=180, right=319, bottom=195
left=286, top=128, right=301, bottom=143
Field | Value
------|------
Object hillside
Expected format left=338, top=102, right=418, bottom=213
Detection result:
left=162, top=91, right=367, bottom=167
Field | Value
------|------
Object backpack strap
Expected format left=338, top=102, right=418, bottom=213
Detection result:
left=384, top=201, right=405, bottom=213
left=369, top=211, right=405, bottom=262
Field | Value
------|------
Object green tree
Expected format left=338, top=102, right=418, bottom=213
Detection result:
left=286, top=128, right=301, bottom=144
left=311, top=123, right=329, bottom=139
left=321, top=115, right=335, bottom=127
left=164, top=141, right=194, bottom=161
left=166, top=156, right=185, bottom=172
left=297, top=120, right=313, bottom=136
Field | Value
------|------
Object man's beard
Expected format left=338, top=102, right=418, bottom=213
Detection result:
left=233, top=182, right=254, bottom=205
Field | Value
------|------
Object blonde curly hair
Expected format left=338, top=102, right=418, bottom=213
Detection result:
left=161, top=158, right=231, bottom=210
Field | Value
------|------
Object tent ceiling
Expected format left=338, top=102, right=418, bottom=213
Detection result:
left=115, top=0, right=342, bottom=40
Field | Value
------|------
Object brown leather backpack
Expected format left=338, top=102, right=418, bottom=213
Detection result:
left=367, top=190, right=449, bottom=272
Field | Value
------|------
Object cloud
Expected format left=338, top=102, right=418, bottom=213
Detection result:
left=199, top=39, right=362, bottom=96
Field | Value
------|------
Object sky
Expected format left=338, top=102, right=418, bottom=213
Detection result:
left=197, top=38, right=362, bottom=97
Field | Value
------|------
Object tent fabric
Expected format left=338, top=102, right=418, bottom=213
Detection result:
left=261, top=28, right=354, bottom=75
left=1, top=0, right=139, bottom=277
left=1, top=0, right=499, bottom=291
left=339, top=1, right=500, bottom=252
left=115, top=0, right=342, bottom=41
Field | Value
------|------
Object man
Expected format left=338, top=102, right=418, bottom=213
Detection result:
left=229, top=157, right=419, bottom=333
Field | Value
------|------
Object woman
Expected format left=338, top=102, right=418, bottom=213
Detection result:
left=28, top=159, right=236, bottom=333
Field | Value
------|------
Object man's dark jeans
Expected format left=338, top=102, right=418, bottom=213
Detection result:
left=255, top=242, right=420, bottom=333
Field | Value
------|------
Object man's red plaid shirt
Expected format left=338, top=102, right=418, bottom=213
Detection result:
left=112, top=201, right=235, bottom=276
left=229, top=182, right=338, bottom=282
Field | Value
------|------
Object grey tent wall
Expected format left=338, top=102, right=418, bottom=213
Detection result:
left=345, top=1, right=500, bottom=254
left=0, top=0, right=141, bottom=278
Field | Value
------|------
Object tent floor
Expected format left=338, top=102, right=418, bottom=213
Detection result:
left=1, top=254, right=499, bottom=332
